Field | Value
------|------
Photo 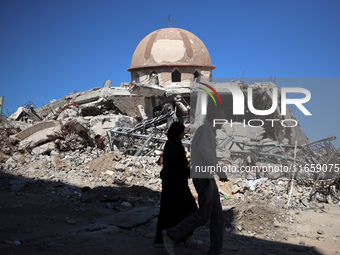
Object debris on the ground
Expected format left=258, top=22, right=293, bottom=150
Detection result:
left=1, top=79, right=339, bottom=255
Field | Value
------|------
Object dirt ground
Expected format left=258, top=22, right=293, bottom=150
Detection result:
left=1, top=168, right=339, bottom=255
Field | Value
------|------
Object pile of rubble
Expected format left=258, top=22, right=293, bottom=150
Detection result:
left=1, top=136, right=339, bottom=212
left=0, top=148, right=163, bottom=210
left=1, top=149, right=162, bottom=189
left=1, top=96, right=340, bottom=254
left=1, top=80, right=339, bottom=213
left=219, top=177, right=340, bottom=210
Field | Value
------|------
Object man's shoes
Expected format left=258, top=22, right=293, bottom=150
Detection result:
left=184, top=237, right=203, bottom=249
left=162, top=230, right=175, bottom=255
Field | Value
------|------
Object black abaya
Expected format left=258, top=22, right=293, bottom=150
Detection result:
left=154, top=123, right=197, bottom=244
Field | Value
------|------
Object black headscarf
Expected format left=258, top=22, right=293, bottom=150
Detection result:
left=166, top=122, right=187, bottom=161
left=167, top=122, right=185, bottom=143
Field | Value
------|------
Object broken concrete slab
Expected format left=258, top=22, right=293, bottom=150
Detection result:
left=56, top=105, right=81, bottom=120
left=31, top=141, right=55, bottom=155
left=73, top=90, right=101, bottom=105
left=14, top=121, right=59, bottom=141
left=137, top=105, right=148, bottom=120
left=88, top=115, right=136, bottom=136
left=18, top=124, right=61, bottom=151
left=8, top=106, right=41, bottom=122
left=103, top=80, right=112, bottom=89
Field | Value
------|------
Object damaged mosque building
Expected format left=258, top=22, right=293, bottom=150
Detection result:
left=3, top=27, right=339, bottom=180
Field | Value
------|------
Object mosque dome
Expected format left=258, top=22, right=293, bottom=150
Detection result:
left=128, top=28, right=215, bottom=71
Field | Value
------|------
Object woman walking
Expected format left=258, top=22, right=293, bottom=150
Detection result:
left=154, top=122, right=201, bottom=248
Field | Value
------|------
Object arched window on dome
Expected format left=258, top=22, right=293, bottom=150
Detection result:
left=172, top=70, right=181, bottom=83
left=135, top=74, right=140, bottom=83
left=194, top=71, right=200, bottom=82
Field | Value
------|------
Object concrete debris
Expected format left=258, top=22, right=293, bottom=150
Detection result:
left=1, top=149, right=163, bottom=191
left=1, top=80, right=339, bottom=208
left=8, top=104, right=41, bottom=123
left=299, top=239, right=306, bottom=245
left=215, top=135, right=340, bottom=181
left=0, top=80, right=339, bottom=254
left=0, top=118, right=338, bottom=255
left=13, top=120, right=59, bottom=141
left=107, top=110, right=182, bottom=156
left=1, top=141, right=339, bottom=210
left=317, top=229, right=325, bottom=235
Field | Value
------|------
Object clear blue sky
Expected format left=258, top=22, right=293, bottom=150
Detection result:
left=1, top=0, right=339, bottom=147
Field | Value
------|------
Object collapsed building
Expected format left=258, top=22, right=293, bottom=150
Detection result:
left=2, top=27, right=339, bottom=184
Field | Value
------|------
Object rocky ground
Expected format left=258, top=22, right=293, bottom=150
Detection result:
left=1, top=150, right=339, bottom=255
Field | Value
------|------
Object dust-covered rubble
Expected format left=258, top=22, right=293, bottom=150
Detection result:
left=1, top=80, right=340, bottom=254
